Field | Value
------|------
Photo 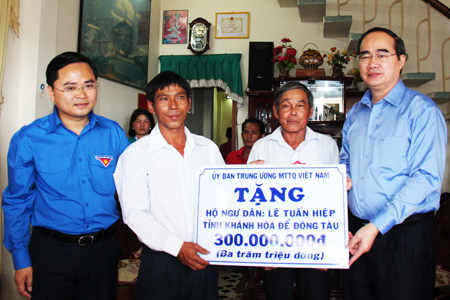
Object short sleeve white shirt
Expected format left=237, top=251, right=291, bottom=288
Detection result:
left=114, top=125, right=225, bottom=257
left=248, top=126, right=339, bottom=165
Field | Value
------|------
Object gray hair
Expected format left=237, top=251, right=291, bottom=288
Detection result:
left=274, top=82, right=314, bottom=113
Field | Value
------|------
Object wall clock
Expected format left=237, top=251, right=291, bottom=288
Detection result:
left=188, top=18, right=211, bottom=55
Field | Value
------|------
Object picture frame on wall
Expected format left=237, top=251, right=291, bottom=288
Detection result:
left=77, top=0, right=151, bottom=91
left=138, top=93, right=147, bottom=109
left=162, top=10, right=188, bottom=44
left=215, top=12, right=249, bottom=39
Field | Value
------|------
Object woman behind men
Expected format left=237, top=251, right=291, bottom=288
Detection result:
left=128, top=108, right=155, bottom=144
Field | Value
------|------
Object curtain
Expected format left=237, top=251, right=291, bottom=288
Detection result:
left=9, top=0, right=19, bottom=37
left=159, top=54, right=244, bottom=107
left=1, top=0, right=11, bottom=107
left=1, top=0, right=18, bottom=106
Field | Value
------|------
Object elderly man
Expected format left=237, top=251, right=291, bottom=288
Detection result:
left=341, top=27, right=447, bottom=300
left=248, top=82, right=339, bottom=300
left=2, top=52, right=129, bottom=299
left=114, top=71, right=224, bottom=300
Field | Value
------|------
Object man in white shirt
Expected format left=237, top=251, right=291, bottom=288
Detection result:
left=114, top=71, right=224, bottom=300
left=248, top=82, right=339, bottom=300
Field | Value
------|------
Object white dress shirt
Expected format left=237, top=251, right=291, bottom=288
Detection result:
left=248, top=126, right=339, bottom=165
left=114, top=125, right=224, bottom=257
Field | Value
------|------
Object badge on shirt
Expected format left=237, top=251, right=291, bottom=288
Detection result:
left=95, top=155, right=113, bottom=167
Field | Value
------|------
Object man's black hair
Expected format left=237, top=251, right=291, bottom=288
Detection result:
left=242, top=118, right=266, bottom=136
left=274, top=82, right=314, bottom=113
left=356, top=27, right=406, bottom=60
left=146, top=71, right=191, bottom=103
left=225, top=127, right=232, bottom=140
left=46, top=52, right=98, bottom=88
left=128, top=108, right=155, bottom=137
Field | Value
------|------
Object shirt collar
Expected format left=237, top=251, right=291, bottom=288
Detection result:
left=147, top=124, right=207, bottom=154
left=361, top=79, right=405, bottom=108
left=237, top=146, right=245, bottom=156
left=47, top=108, right=103, bottom=134
left=268, top=126, right=318, bottom=149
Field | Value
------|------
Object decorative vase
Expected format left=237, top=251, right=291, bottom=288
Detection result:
left=279, top=68, right=290, bottom=77
left=356, top=81, right=368, bottom=91
left=331, top=65, right=343, bottom=78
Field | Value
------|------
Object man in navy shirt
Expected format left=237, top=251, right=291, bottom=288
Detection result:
left=2, top=52, right=129, bottom=299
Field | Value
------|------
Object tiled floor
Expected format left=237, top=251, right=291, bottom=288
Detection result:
left=218, top=268, right=243, bottom=300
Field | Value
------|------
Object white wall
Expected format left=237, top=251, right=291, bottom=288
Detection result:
left=0, top=0, right=48, bottom=298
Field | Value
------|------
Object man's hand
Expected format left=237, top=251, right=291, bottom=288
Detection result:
left=15, top=267, right=33, bottom=298
left=347, top=223, right=379, bottom=267
left=177, top=242, right=210, bottom=271
left=346, top=176, right=353, bottom=191
left=249, top=160, right=265, bottom=165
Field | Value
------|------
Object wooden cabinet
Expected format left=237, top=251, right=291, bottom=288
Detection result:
left=245, top=76, right=364, bottom=146
left=246, top=76, right=362, bottom=146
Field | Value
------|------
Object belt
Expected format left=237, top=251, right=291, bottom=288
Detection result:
left=34, top=226, right=116, bottom=246
left=351, top=211, right=434, bottom=229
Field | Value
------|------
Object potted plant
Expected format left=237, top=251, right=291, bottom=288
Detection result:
left=272, top=38, right=297, bottom=77
left=347, top=68, right=367, bottom=91
left=324, top=47, right=351, bottom=78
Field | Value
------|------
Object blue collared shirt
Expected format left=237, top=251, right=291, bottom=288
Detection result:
left=340, top=80, right=447, bottom=234
left=2, top=108, right=129, bottom=270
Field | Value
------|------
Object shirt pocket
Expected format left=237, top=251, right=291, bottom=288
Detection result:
left=89, top=156, right=116, bottom=196
left=373, top=136, right=409, bottom=175
left=35, top=157, right=72, bottom=194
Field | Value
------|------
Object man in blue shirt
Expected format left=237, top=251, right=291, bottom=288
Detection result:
left=340, top=27, right=447, bottom=300
left=2, top=52, right=129, bottom=299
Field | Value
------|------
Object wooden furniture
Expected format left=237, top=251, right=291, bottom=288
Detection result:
left=246, top=76, right=360, bottom=147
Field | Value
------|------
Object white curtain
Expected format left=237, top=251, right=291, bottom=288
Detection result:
left=1, top=0, right=18, bottom=106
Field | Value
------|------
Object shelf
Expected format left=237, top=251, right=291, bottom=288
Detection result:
left=401, top=73, right=435, bottom=87
left=346, top=33, right=363, bottom=54
left=428, top=92, right=450, bottom=105
left=298, top=0, right=326, bottom=22
left=277, top=0, right=298, bottom=7
left=323, top=15, right=352, bottom=38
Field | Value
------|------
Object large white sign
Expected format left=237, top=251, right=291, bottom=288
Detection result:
left=195, top=165, right=349, bottom=269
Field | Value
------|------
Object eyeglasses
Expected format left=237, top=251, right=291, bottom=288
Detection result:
left=357, top=52, right=397, bottom=63
left=53, top=83, right=99, bottom=96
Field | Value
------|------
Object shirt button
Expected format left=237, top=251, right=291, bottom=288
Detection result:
left=82, top=180, right=85, bottom=184
left=79, top=158, right=82, bottom=162
left=86, top=225, right=89, bottom=228
left=85, top=203, right=89, bottom=207
left=361, top=176, right=364, bottom=180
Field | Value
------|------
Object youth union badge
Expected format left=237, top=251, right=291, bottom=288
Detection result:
left=95, top=155, right=113, bottom=167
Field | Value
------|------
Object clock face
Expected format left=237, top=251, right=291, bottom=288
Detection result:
left=193, top=23, right=207, bottom=37
left=190, top=24, right=207, bottom=51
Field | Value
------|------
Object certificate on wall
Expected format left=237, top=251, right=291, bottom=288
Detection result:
left=195, top=165, right=349, bottom=269
left=215, top=12, right=249, bottom=39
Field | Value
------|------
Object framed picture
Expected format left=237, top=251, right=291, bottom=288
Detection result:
left=138, top=93, right=147, bottom=109
left=77, top=0, right=151, bottom=91
left=215, top=12, right=249, bottom=39
left=162, top=10, right=188, bottom=44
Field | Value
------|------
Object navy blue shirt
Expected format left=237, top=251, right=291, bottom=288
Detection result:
left=2, top=108, right=129, bottom=270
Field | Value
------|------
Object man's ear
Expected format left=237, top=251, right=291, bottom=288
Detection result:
left=147, top=100, right=155, bottom=114
left=187, top=97, right=192, bottom=112
left=273, top=104, right=279, bottom=120
left=47, top=86, right=55, bottom=102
